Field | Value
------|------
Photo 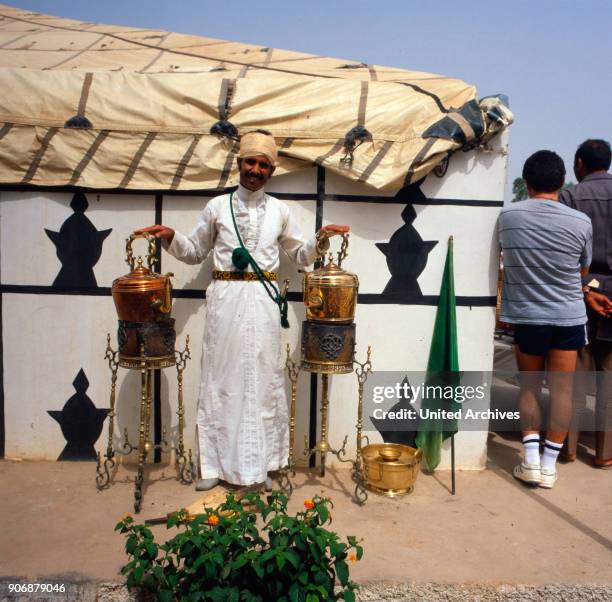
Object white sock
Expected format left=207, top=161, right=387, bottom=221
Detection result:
left=522, top=434, right=540, bottom=466
left=541, top=440, right=563, bottom=472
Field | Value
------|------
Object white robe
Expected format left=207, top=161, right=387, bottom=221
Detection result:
left=167, top=184, right=318, bottom=485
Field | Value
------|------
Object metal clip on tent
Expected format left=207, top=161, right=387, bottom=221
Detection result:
left=64, top=114, right=93, bottom=129
left=209, top=119, right=239, bottom=141
left=340, top=125, right=372, bottom=165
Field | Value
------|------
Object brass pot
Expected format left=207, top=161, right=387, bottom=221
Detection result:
left=301, top=321, right=355, bottom=374
left=112, top=233, right=174, bottom=323
left=303, top=233, right=358, bottom=323
left=362, top=443, right=422, bottom=497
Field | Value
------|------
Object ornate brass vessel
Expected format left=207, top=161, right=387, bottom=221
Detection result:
left=362, top=443, right=422, bottom=497
left=112, top=233, right=173, bottom=324
left=111, top=233, right=176, bottom=369
left=303, top=233, right=358, bottom=324
left=301, top=321, right=355, bottom=374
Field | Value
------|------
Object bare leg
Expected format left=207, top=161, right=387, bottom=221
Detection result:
left=545, top=349, right=577, bottom=444
left=515, top=349, right=546, bottom=436
left=593, top=340, right=612, bottom=465
left=563, top=346, right=590, bottom=460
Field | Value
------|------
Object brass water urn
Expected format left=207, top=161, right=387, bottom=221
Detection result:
left=111, top=233, right=176, bottom=368
left=301, top=233, right=358, bottom=374
left=303, top=234, right=359, bottom=323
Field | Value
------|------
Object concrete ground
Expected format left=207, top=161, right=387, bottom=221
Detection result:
left=0, top=430, right=610, bottom=601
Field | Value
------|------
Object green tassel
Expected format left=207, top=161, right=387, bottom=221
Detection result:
left=280, top=298, right=290, bottom=329
left=232, top=247, right=250, bottom=270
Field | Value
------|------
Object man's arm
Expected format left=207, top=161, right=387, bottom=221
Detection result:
left=278, top=202, right=348, bottom=267
left=135, top=201, right=216, bottom=265
left=581, top=266, right=612, bottom=317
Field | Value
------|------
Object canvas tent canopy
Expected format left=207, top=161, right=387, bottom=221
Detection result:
left=0, top=3, right=512, bottom=191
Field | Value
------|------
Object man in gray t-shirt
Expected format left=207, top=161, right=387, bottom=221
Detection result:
left=498, top=150, right=592, bottom=490
left=559, top=139, right=612, bottom=467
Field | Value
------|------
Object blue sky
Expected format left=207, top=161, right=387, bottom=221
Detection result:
left=7, top=1, right=612, bottom=200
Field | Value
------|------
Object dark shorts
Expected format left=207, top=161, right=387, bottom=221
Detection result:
left=514, top=324, right=588, bottom=357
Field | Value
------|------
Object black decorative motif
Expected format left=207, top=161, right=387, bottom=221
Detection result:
left=376, top=201, right=437, bottom=302
left=318, top=332, right=343, bottom=360
left=48, top=369, right=109, bottom=461
left=45, top=192, right=111, bottom=288
left=371, top=376, right=417, bottom=448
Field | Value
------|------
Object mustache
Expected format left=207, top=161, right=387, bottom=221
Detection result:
left=246, top=171, right=265, bottom=179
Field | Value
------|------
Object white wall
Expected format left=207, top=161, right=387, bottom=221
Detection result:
left=0, top=131, right=508, bottom=469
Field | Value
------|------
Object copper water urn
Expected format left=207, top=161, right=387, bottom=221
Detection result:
left=111, top=233, right=176, bottom=368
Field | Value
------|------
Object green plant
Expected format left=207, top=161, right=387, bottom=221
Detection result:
left=115, top=491, right=363, bottom=602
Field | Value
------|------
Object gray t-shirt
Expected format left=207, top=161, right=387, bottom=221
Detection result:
left=498, top=199, right=592, bottom=326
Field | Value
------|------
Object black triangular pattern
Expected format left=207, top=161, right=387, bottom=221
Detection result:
left=48, top=368, right=109, bottom=461
left=45, top=192, right=112, bottom=289
left=371, top=376, right=418, bottom=447
left=377, top=183, right=438, bottom=302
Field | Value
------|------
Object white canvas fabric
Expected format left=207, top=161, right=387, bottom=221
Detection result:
left=0, top=3, right=513, bottom=191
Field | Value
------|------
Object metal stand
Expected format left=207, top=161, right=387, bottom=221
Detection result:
left=277, top=345, right=300, bottom=496
left=303, top=373, right=350, bottom=476
left=352, top=347, right=372, bottom=505
left=96, top=334, right=194, bottom=513
left=282, top=345, right=373, bottom=505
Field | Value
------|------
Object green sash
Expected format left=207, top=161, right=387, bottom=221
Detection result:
left=229, top=191, right=290, bottom=329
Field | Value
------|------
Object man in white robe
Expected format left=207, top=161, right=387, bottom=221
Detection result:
left=137, top=131, right=346, bottom=489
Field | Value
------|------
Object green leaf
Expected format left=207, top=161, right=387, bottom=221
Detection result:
left=355, top=545, right=363, bottom=561
left=276, top=552, right=286, bottom=571
left=329, top=542, right=345, bottom=558
left=126, top=534, right=137, bottom=555
left=145, top=542, right=157, bottom=559
left=261, top=548, right=276, bottom=562
left=285, top=549, right=300, bottom=569
left=305, top=594, right=319, bottom=602
left=336, top=560, right=349, bottom=586
left=253, top=561, right=265, bottom=579
left=318, top=506, right=329, bottom=524
left=232, top=555, right=248, bottom=570
left=343, top=590, right=355, bottom=602
left=133, top=563, right=145, bottom=584
left=288, top=583, right=300, bottom=602
left=158, top=589, right=173, bottom=602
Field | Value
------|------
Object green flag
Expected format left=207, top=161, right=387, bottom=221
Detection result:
left=415, top=237, right=459, bottom=472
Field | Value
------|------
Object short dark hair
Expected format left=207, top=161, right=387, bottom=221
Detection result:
left=522, top=150, right=565, bottom=193
left=575, top=139, right=611, bottom=172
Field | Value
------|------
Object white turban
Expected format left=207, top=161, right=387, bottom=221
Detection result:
left=238, top=132, right=278, bottom=167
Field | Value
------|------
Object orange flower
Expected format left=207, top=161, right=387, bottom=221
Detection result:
left=348, top=552, right=358, bottom=563
left=207, top=514, right=220, bottom=526
left=304, top=499, right=315, bottom=510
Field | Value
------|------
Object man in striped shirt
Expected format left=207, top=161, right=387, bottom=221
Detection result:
left=498, top=150, right=592, bottom=488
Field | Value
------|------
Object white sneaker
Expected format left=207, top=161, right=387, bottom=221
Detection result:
left=195, top=477, right=219, bottom=491
left=539, top=468, right=557, bottom=489
left=513, top=462, right=541, bottom=486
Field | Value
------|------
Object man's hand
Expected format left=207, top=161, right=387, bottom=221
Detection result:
left=134, top=225, right=175, bottom=243
left=321, top=224, right=350, bottom=235
left=585, top=290, right=612, bottom=318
